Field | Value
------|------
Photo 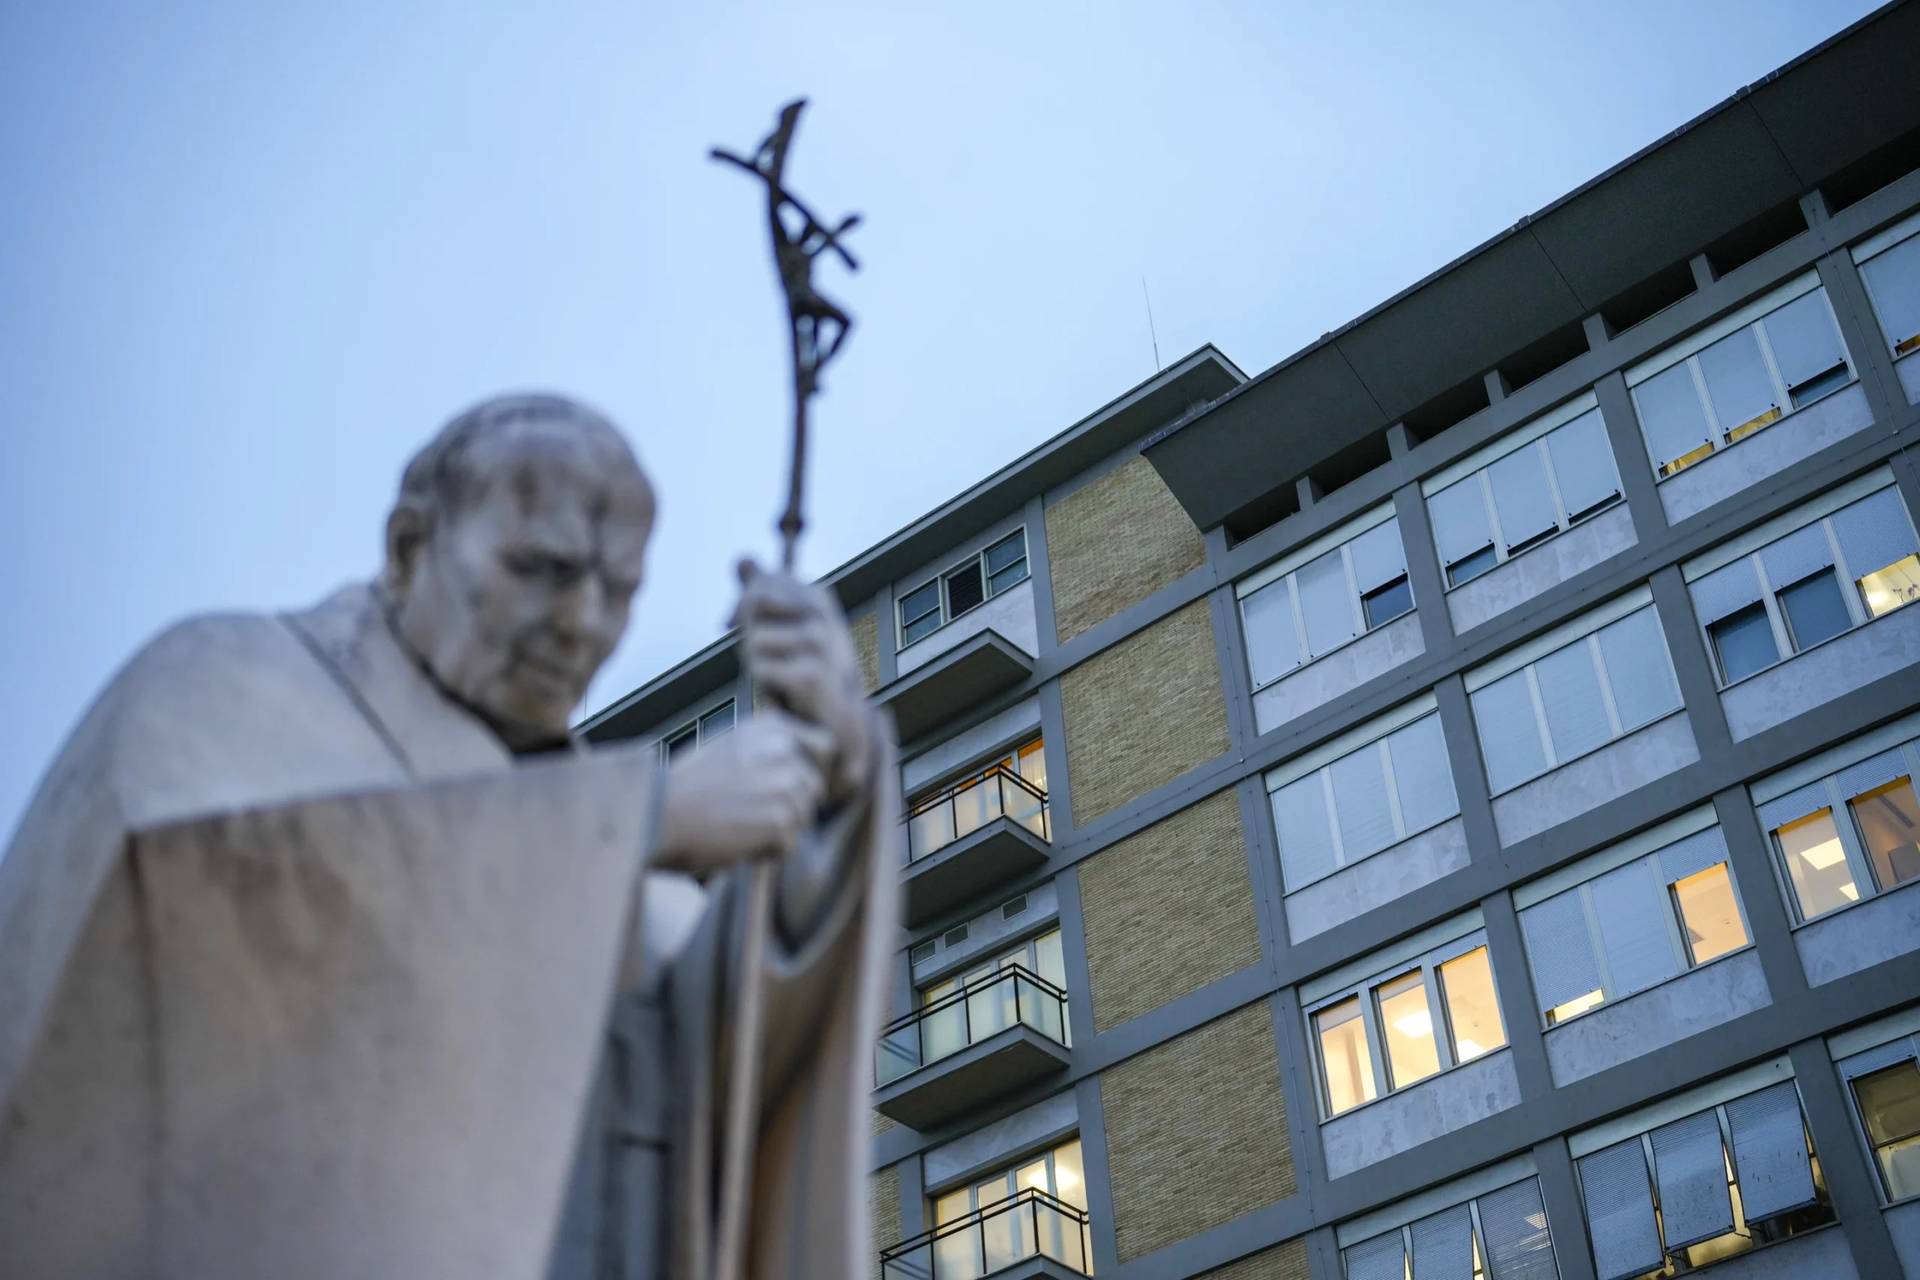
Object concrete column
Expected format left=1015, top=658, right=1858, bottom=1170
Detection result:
left=1392, top=483, right=1453, bottom=654
left=1386, top=421, right=1418, bottom=460
left=1688, top=253, right=1717, bottom=292
left=1073, top=1074, right=1123, bottom=1276
left=1481, top=889, right=1555, bottom=1100
left=1484, top=368, right=1511, bottom=403
left=1433, top=675, right=1501, bottom=862
left=1710, top=786, right=1809, bottom=1006
left=1592, top=370, right=1668, bottom=543
left=1787, top=1039, right=1904, bottom=1279
left=1296, top=474, right=1324, bottom=510
left=1818, top=249, right=1907, bottom=425
left=1649, top=565, right=1731, bottom=754
left=1530, top=1137, right=1599, bottom=1280
left=1037, top=679, right=1077, bottom=841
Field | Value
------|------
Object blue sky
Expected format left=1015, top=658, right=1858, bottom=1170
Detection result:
left=0, top=0, right=1883, bottom=837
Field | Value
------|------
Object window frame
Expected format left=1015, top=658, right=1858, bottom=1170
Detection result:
left=1854, top=214, right=1920, bottom=360
left=895, top=527, right=1031, bottom=650
left=1757, top=738, right=1920, bottom=926
left=659, top=697, right=737, bottom=760
left=1305, top=932, right=1506, bottom=1121
left=1340, top=1176, right=1554, bottom=1280
left=1837, top=1032, right=1920, bottom=1207
left=1236, top=514, right=1413, bottom=694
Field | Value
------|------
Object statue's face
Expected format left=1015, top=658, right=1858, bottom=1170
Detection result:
left=389, top=424, right=654, bottom=749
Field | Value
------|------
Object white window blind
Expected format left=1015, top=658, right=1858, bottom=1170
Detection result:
left=1590, top=860, right=1681, bottom=997
left=1537, top=642, right=1613, bottom=761
left=1520, top=890, right=1604, bottom=1014
left=1478, top=1178, right=1559, bottom=1280
left=1650, top=1111, right=1734, bottom=1248
left=1832, top=485, right=1920, bottom=578
left=1725, top=1082, right=1816, bottom=1220
left=1579, top=1140, right=1664, bottom=1280
left=1343, top=1231, right=1405, bottom=1280
left=1547, top=411, right=1621, bottom=518
left=1273, top=715, right=1459, bottom=891
left=1475, top=672, right=1549, bottom=794
left=1409, top=1203, right=1474, bottom=1280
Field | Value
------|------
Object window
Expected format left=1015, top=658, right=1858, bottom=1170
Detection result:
left=917, top=1138, right=1093, bottom=1279
left=1860, top=227, right=1920, bottom=358
left=1270, top=712, right=1459, bottom=890
left=1519, top=825, right=1749, bottom=1026
left=1630, top=282, right=1854, bottom=478
left=878, top=927, right=1069, bottom=1086
left=661, top=698, right=736, bottom=760
left=1756, top=734, right=1920, bottom=923
left=897, top=529, right=1030, bottom=647
left=1470, top=604, right=1681, bottom=794
left=1574, top=1081, right=1831, bottom=1280
left=1237, top=514, right=1412, bottom=689
left=1686, top=481, right=1920, bottom=685
left=1309, top=938, right=1507, bottom=1119
left=1851, top=1059, right=1920, bottom=1201
left=1340, top=1177, right=1558, bottom=1280
left=904, top=738, right=1049, bottom=861
left=1426, top=406, right=1623, bottom=588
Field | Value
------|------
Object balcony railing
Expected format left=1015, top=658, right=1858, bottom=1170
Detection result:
left=906, top=764, right=1050, bottom=862
left=880, top=1188, right=1093, bottom=1279
left=877, top=965, right=1068, bottom=1088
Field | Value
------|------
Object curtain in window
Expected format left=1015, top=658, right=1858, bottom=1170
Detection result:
left=1545, top=410, right=1620, bottom=518
left=1273, top=775, right=1337, bottom=889
left=1351, top=520, right=1409, bottom=594
left=1536, top=641, right=1613, bottom=762
left=1388, top=716, right=1460, bottom=836
left=1597, top=609, right=1681, bottom=731
left=1343, top=1231, right=1407, bottom=1280
left=1578, top=1140, right=1663, bottom=1280
left=1488, top=447, right=1560, bottom=549
left=1431, top=479, right=1496, bottom=567
left=1477, top=1178, right=1559, bottom=1280
left=1831, top=487, right=1920, bottom=579
left=1409, top=1203, right=1474, bottom=1280
left=1634, top=363, right=1713, bottom=469
left=1758, top=522, right=1835, bottom=592
left=1590, top=859, right=1681, bottom=997
left=1725, top=1082, right=1816, bottom=1219
left=1650, top=1111, right=1735, bottom=1248
left=1474, top=672, right=1548, bottom=793
left=1657, top=827, right=1731, bottom=885
left=1761, top=291, right=1846, bottom=389
left=1331, top=746, right=1397, bottom=862
left=1690, top=561, right=1765, bottom=626
left=1834, top=748, right=1911, bottom=801
left=1521, top=889, right=1604, bottom=1015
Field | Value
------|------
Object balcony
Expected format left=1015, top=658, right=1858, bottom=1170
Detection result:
left=874, top=966, right=1071, bottom=1130
left=904, top=766, right=1052, bottom=926
left=878, top=629, right=1034, bottom=746
left=880, top=1188, right=1093, bottom=1279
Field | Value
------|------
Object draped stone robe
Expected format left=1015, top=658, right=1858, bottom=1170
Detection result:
left=0, top=584, right=897, bottom=1280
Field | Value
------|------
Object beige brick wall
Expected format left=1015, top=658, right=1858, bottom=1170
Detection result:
left=870, top=1165, right=902, bottom=1273
left=1196, top=1240, right=1311, bottom=1279
left=1047, top=456, right=1206, bottom=644
left=1080, top=788, right=1262, bottom=1032
left=851, top=611, right=881, bottom=692
left=872, top=1109, right=896, bottom=1138
left=1059, top=600, right=1230, bottom=823
left=1102, top=1003, right=1296, bottom=1262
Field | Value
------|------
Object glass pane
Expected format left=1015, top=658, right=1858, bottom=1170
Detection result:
left=988, top=559, right=1029, bottom=595
left=1316, top=997, right=1378, bottom=1115
left=1053, top=1139, right=1088, bottom=1211
left=1488, top=444, right=1560, bottom=550
left=1535, top=640, right=1612, bottom=762
left=1349, top=519, right=1409, bottom=594
left=699, top=700, right=735, bottom=740
left=1698, top=327, right=1780, bottom=438
left=951, top=775, right=1002, bottom=842
left=1861, top=554, right=1920, bottom=618
left=977, top=1171, right=1025, bottom=1273
left=1449, top=544, right=1499, bottom=586
left=1672, top=864, right=1747, bottom=966
left=1853, top=1062, right=1920, bottom=1200
left=1778, top=571, right=1852, bottom=652
left=1775, top=809, right=1859, bottom=920
left=967, top=969, right=1017, bottom=1042
left=934, top=1187, right=985, bottom=1280
left=985, top=530, right=1026, bottom=575
left=1298, top=548, right=1358, bottom=657
left=1362, top=577, right=1413, bottom=629
left=1016, top=740, right=1048, bottom=790
left=1472, top=671, right=1548, bottom=793
left=1710, top=603, right=1778, bottom=684
left=1439, top=947, right=1506, bottom=1062
left=901, top=579, right=941, bottom=627
left=1429, top=477, right=1496, bottom=573
left=1375, top=971, right=1441, bottom=1089
left=945, top=560, right=986, bottom=617
left=1274, top=774, right=1337, bottom=888
left=1862, top=234, right=1920, bottom=355
left=1330, top=744, right=1397, bottom=862
left=1387, top=715, right=1460, bottom=836
left=1762, top=290, right=1848, bottom=402
left=1033, top=929, right=1066, bottom=990
left=1546, top=408, right=1622, bottom=520
left=1597, top=607, right=1682, bottom=730
left=1852, top=778, right=1920, bottom=893
left=1634, top=362, right=1713, bottom=473
left=907, top=801, right=956, bottom=861
left=921, top=979, right=973, bottom=1063
left=1241, top=579, right=1301, bottom=687
left=664, top=727, right=696, bottom=761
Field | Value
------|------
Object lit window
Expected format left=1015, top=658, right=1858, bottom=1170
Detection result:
left=922, top=1138, right=1092, bottom=1277
left=1860, top=554, right=1920, bottom=618
left=1671, top=865, right=1748, bottom=965
left=1708, top=602, right=1777, bottom=683
left=1774, top=809, right=1859, bottom=921
left=1850, top=778, right=1920, bottom=893
left=1375, top=972, right=1441, bottom=1089
left=1548, top=990, right=1606, bottom=1025
left=1316, top=997, right=1377, bottom=1116
left=1439, top=948, right=1506, bottom=1063
left=1851, top=1060, right=1920, bottom=1202
left=897, top=529, right=1031, bottom=647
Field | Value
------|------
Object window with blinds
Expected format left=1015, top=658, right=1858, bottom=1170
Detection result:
left=1686, top=482, right=1920, bottom=686
left=1754, top=729, right=1920, bottom=924
left=1859, top=220, right=1920, bottom=360
left=1518, top=825, right=1749, bottom=1026
left=1269, top=713, right=1459, bottom=891
left=1238, top=515, right=1414, bottom=690
left=1469, top=604, right=1682, bottom=795
left=1340, top=1176, right=1559, bottom=1280
left=1574, top=1082, right=1828, bottom=1280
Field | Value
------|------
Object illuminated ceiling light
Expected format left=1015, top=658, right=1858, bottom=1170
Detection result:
left=1393, top=1009, right=1433, bottom=1038
left=1799, top=837, right=1848, bottom=870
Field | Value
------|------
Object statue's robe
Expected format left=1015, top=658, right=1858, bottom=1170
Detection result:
left=0, top=584, right=897, bottom=1280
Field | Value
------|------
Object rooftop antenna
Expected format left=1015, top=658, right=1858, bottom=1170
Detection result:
left=1141, top=276, right=1162, bottom=372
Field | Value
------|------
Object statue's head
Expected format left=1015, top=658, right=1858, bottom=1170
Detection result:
left=382, top=393, right=655, bottom=750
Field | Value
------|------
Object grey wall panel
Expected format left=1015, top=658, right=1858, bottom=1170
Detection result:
left=1544, top=951, right=1771, bottom=1087
left=1252, top=613, right=1426, bottom=737
left=901, top=695, right=1043, bottom=793
left=921, top=1090, right=1077, bottom=1189
left=1888, top=1200, right=1920, bottom=1280
left=1723, top=604, right=1920, bottom=741
left=1688, top=1228, right=1858, bottom=1280
left=1446, top=503, right=1638, bottom=636
left=1321, top=1050, right=1521, bottom=1180
left=1656, top=383, right=1874, bottom=526
left=1794, top=882, right=1920, bottom=986
left=1282, top=819, right=1471, bottom=944
left=1491, top=714, right=1701, bottom=847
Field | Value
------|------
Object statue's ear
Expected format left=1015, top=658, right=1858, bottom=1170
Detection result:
left=384, top=504, right=432, bottom=599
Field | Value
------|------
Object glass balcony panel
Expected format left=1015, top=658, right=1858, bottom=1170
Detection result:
left=881, top=1241, right=933, bottom=1280
left=952, top=777, right=1002, bottom=842
left=908, top=806, right=957, bottom=862
left=905, top=762, right=1050, bottom=862
left=1016, top=972, right=1067, bottom=1044
left=876, top=1024, right=923, bottom=1086
left=978, top=1194, right=1027, bottom=1273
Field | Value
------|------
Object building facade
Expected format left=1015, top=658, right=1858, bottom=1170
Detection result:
left=585, top=6, right=1920, bottom=1277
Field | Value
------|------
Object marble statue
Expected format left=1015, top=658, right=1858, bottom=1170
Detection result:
left=0, top=392, right=899, bottom=1280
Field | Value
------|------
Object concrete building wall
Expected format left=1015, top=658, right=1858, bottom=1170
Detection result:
left=1102, top=1003, right=1296, bottom=1262
left=1046, top=456, right=1205, bottom=644
left=1079, top=788, right=1262, bottom=1033
left=1060, top=599, right=1230, bottom=823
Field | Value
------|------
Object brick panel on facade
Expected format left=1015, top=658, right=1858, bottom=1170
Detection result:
left=870, top=1164, right=901, bottom=1273
left=1195, top=1239, right=1311, bottom=1280
left=1060, top=600, right=1230, bottom=823
left=1080, top=788, right=1262, bottom=1032
left=1102, top=1003, right=1296, bottom=1262
left=851, top=611, right=881, bottom=692
left=1047, top=456, right=1206, bottom=644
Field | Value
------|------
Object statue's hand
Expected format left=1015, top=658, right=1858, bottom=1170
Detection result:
left=734, top=560, right=873, bottom=804
left=653, top=709, right=832, bottom=875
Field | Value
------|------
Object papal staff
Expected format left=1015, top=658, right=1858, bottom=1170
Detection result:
left=708, top=99, right=861, bottom=1280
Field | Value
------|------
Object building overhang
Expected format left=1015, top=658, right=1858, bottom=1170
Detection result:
left=903, top=816, right=1052, bottom=927
left=876, top=629, right=1034, bottom=747
left=872, top=1023, right=1071, bottom=1131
